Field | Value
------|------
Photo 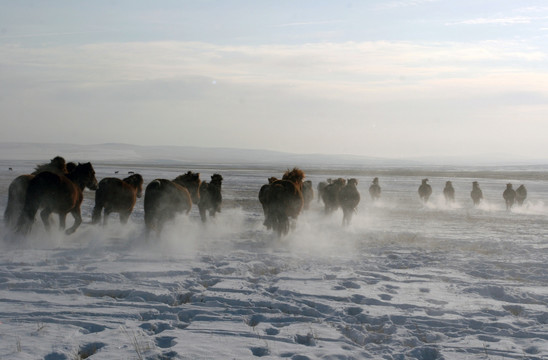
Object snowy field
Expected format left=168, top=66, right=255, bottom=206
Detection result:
left=0, top=160, right=547, bottom=359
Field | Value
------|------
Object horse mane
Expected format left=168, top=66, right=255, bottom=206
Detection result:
left=268, top=177, right=278, bottom=184
left=333, top=178, right=346, bottom=187
left=347, top=178, right=358, bottom=186
left=32, top=156, right=67, bottom=175
left=210, top=174, right=223, bottom=185
left=174, top=171, right=200, bottom=184
left=123, top=173, right=143, bottom=187
left=282, top=168, right=305, bottom=187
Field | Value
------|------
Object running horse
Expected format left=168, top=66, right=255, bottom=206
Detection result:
left=91, top=173, right=144, bottom=225
left=4, top=156, right=69, bottom=230
left=16, top=162, right=98, bottom=235
left=144, top=171, right=201, bottom=235
left=198, top=174, right=223, bottom=222
left=339, top=178, right=360, bottom=226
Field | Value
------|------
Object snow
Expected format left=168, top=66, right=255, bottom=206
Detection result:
left=0, top=160, right=547, bottom=359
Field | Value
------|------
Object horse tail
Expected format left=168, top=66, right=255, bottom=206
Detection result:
left=144, top=180, right=162, bottom=231
left=91, top=180, right=106, bottom=224
left=16, top=177, right=44, bottom=235
left=4, top=176, right=31, bottom=230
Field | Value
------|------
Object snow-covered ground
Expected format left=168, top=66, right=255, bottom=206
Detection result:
left=0, top=161, right=547, bottom=359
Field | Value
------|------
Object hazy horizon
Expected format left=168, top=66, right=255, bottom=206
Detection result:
left=1, top=1, right=547, bottom=159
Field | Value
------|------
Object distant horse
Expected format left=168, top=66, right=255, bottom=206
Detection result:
left=515, top=185, right=527, bottom=206
left=261, top=168, right=305, bottom=237
left=91, top=174, right=144, bottom=225
left=259, top=177, right=278, bottom=229
left=470, top=181, right=483, bottom=206
left=16, top=162, right=98, bottom=235
left=144, top=171, right=201, bottom=235
left=418, top=179, right=432, bottom=203
left=368, top=177, right=381, bottom=201
left=503, top=183, right=516, bottom=210
left=339, top=178, right=360, bottom=226
left=317, top=179, right=332, bottom=203
left=443, top=181, right=455, bottom=203
left=302, top=180, right=314, bottom=210
left=4, top=156, right=69, bottom=230
left=322, top=178, right=346, bottom=213
left=198, top=174, right=223, bottom=222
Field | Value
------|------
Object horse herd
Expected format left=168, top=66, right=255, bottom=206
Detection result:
left=2, top=156, right=530, bottom=239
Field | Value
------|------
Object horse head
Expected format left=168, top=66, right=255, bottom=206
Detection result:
left=75, top=162, right=98, bottom=190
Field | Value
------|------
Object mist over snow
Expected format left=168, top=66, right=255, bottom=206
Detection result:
left=0, top=154, right=547, bottom=359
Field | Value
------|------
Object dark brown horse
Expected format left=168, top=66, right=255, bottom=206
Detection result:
left=261, top=168, right=305, bottom=237
left=503, top=183, right=516, bottom=210
left=198, top=174, right=223, bottom=222
left=302, top=180, right=314, bottom=210
left=443, top=181, right=455, bottom=204
left=91, top=174, right=144, bottom=225
left=515, top=184, right=527, bottom=206
left=144, top=171, right=201, bottom=235
left=16, top=162, right=98, bottom=235
left=418, top=178, right=432, bottom=203
left=259, top=177, right=278, bottom=229
left=317, top=179, right=332, bottom=203
left=368, top=177, right=381, bottom=201
left=339, top=178, right=360, bottom=226
left=4, top=156, right=69, bottom=230
left=471, top=181, right=483, bottom=206
left=322, top=178, right=346, bottom=213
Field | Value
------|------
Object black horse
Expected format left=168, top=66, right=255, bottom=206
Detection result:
left=144, top=171, right=201, bottom=235
left=503, top=183, right=516, bottom=210
left=368, top=177, right=381, bottom=202
left=515, top=185, right=527, bottom=206
left=443, top=181, right=455, bottom=204
left=418, top=179, right=432, bottom=203
left=339, top=178, right=360, bottom=226
left=16, top=162, right=98, bottom=235
left=198, top=174, right=223, bottom=222
left=471, top=181, right=483, bottom=206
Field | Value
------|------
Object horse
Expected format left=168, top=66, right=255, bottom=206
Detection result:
left=91, top=174, right=144, bottom=225
left=503, top=183, right=516, bottom=210
left=4, top=156, right=69, bottom=230
left=322, top=178, right=346, bottom=213
left=302, top=180, right=314, bottom=210
left=16, top=162, right=98, bottom=235
left=418, top=179, right=432, bottom=203
left=339, top=178, right=360, bottom=226
left=261, top=168, right=305, bottom=237
left=471, top=181, right=483, bottom=206
left=259, top=177, right=278, bottom=229
left=144, top=171, right=201, bottom=235
left=368, top=177, right=381, bottom=201
left=515, top=185, right=527, bottom=206
left=198, top=174, right=223, bottom=222
left=317, top=179, right=332, bottom=203
left=443, top=181, right=455, bottom=203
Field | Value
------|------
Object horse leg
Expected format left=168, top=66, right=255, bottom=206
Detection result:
left=103, top=207, right=112, bottom=226
left=119, top=211, right=130, bottom=225
left=65, top=209, right=82, bottom=235
left=198, top=204, right=207, bottom=223
left=40, top=208, right=53, bottom=231
left=91, top=204, right=103, bottom=225
left=58, top=212, right=67, bottom=231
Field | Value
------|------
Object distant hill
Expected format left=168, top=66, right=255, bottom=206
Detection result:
left=0, top=142, right=544, bottom=167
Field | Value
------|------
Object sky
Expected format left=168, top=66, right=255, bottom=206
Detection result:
left=1, top=0, right=547, bottom=160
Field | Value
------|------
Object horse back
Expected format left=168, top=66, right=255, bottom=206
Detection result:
left=28, top=172, right=82, bottom=212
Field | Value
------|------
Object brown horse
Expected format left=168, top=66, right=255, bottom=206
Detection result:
left=16, top=162, right=98, bottom=235
left=503, top=183, right=516, bottom=210
left=91, top=174, right=144, bottom=225
left=261, top=168, right=305, bottom=237
left=443, top=181, right=455, bottom=204
left=471, top=181, right=483, bottom=206
left=339, top=178, right=360, bottom=226
left=368, top=177, right=381, bottom=201
left=322, top=178, right=346, bottom=213
left=144, top=171, right=201, bottom=235
left=198, top=174, right=223, bottom=222
left=302, top=180, right=314, bottom=210
left=4, top=156, right=69, bottom=230
left=418, top=179, right=432, bottom=203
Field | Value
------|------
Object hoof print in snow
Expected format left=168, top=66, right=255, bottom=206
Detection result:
left=346, top=306, right=363, bottom=316
left=140, top=322, right=173, bottom=335
left=265, top=327, right=280, bottom=335
left=78, top=342, right=106, bottom=359
left=251, top=346, right=270, bottom=357
left=155, top=336, right=177, bottom=348
left=294, top=333, right=316, bottom=346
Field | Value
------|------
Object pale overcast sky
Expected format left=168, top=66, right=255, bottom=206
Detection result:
left=1, top=1, right=547, bottom=159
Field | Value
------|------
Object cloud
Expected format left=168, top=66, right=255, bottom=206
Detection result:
left=446, top=16, right=548, bottom=26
